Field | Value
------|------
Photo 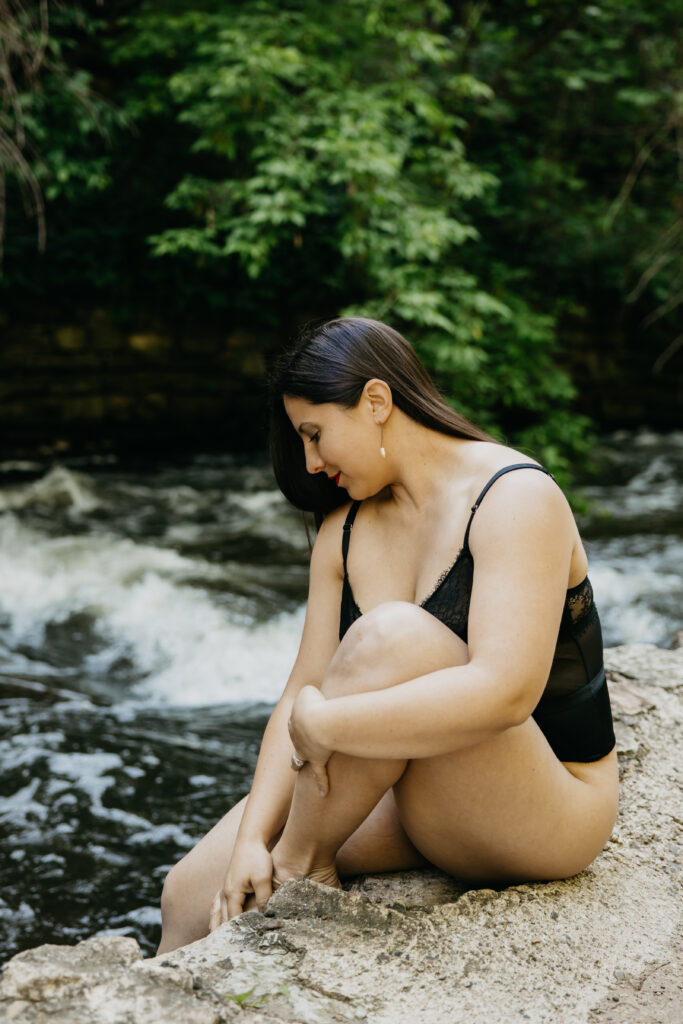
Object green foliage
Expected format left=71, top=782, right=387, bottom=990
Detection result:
left=0, top=2, right=120, bottom=262
left=1, top=0, right=680, bottom=470
left=120, top=0, right=585, bottom=468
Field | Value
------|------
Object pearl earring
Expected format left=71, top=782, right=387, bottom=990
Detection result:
left=380, top=424, right=386, bottom=458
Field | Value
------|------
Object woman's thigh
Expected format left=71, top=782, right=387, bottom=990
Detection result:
left=167, top=600, right=618, bottom=919
left=336, top=789, right=428, bottom=875
left=329, top=601, right=618, bottom=881
left=394, top=720, right=619, bottom=882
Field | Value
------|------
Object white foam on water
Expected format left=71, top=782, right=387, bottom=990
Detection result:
left=85, top=846, right=130, bottom=867
left=126, top=823, right=197, bottom=847
left=588, top=535, right=683, bottom=646
left=0, top=901, right=35, bottom=924
left=583, top=460, right=681, bottom=521
left=227, top=487, right=311, bottom=548
left=111, top=479, right=215, bottom=523
left=95, top=903, right=162, bottom=938
left=0, top=465, right=100, bottom=513
left=0, top=731, right=66, bottom=770
left=122, top=905, right=162, bottom=927
left=124, top=593, right=305, bottom=706
left=45, top=751, right=155, bottom=831
left=611, top=428, right=683, bottom=448
left=0, top=512, right=304, bottom=706
left=0, top=514, right=194, bottom=637
left=0, top=778, right=46, bottom=824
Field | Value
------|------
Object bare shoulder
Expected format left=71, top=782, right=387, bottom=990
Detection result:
left=468, top=454, right=574, bottom=551
left=311, top=502, right=353, bottom=577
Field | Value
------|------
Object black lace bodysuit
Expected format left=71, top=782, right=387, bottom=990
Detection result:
left=338, top=463, right=615, bottom=763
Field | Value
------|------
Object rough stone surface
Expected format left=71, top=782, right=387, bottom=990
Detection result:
left=1, top=643, right=681, bottom=1024
left=0, top=315, right=277, bottom=455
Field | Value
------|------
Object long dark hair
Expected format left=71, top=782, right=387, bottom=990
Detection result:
left=269, top=317, right=497, bottom=526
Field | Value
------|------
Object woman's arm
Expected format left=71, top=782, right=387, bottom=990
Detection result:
left=218, top=507, right=346, bottom=917
left=295, top=472, right=576, bottom=761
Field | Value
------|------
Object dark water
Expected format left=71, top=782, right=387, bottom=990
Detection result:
left=1, top=434, right=681, bottom=962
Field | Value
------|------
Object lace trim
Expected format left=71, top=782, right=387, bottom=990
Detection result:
left=565, top=577, right=597, bottom=634
left=344, top=557, right=598, bottom=650
left=419, top=547, right=467, bottom=607
left=343, top=546, right=469, bottom=616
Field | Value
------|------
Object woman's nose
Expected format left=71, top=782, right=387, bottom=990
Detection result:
left=305, top=448, right=326, bottom=474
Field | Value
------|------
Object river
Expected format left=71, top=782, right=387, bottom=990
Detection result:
left=0, top=432, right=681, bottom=961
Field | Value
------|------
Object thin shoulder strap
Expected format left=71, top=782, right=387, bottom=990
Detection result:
left=463, top=464, right=555, bottom=550
left=341, top=501, right=362, bottom=575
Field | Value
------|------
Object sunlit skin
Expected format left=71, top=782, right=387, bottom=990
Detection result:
left=157, top=379, right=618, bottom=953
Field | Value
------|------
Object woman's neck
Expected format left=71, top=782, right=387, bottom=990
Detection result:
left=383, top=413, right=481, bottom=513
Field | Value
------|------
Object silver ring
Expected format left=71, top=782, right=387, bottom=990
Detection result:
left=291, top=753, right=305, bottom=771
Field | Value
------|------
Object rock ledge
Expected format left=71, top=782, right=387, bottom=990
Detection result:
left=1, top=643, right=681, bottom=1024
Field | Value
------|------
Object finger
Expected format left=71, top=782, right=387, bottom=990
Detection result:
left=311, top=761, right=329, bottom=797
left=226, top=889, right=246, bottom=920
left=209, top=891, right=228, bottom=933
left=209, top=893, right=220, bottom=933
left=253, top=877, right=274, bottom=913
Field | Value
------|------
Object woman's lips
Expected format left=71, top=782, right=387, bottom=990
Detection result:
left=333, top=472, right=341, bottom=486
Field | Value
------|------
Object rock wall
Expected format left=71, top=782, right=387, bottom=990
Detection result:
left=1, top=310, right=681, bottom=457
left=0, top=313, right=276, bottom=456
left=1, top=642, right=681, bottom=1024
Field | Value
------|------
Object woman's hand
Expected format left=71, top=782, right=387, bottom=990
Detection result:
left=289, top=685, right=332, bottom=797
left=209, top=838, right=274, bottom=930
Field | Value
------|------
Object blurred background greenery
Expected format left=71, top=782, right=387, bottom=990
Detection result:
left=1, top=0, right=681, bottom=478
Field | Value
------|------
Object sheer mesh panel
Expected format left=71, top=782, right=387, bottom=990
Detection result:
left=545, top=578, right=604, bottom=698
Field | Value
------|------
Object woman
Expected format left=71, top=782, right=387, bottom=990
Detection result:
left=158, top=317, right=618, bottom=954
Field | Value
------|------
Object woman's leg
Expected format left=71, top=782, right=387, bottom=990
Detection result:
left=158, top=787, right=425, bottom=953
left=271, top=601, right=618, bottom=886
left=158, top=795, right=249, bottom=953
left=158, top=606, right=458, bottom=950
left=157, top=607, right=432, bottom=953
left=160, top=601, right=618, bottom=949
left=271, top=602, right=470, bottom=885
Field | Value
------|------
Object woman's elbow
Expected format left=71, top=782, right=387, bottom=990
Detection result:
left=503, top=677, right=547, bottom=730
left=473, top=666, right=544, bottom=733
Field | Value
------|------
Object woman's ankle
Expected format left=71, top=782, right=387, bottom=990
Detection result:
left=271, top=843, right=341, bottom=890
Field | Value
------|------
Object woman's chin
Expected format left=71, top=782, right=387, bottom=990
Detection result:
left=346, top=482, right=387, bottom=502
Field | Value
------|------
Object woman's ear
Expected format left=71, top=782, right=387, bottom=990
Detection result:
left=363, top=378, right=392, bottom=424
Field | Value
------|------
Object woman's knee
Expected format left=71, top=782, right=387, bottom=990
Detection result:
left=159, top=854, right=213, bottom=950
left=160, top=857, right=189, bottom=924
left=161, top=823, right=236, bottom=926
left=322, top=601, right=467, bottom=698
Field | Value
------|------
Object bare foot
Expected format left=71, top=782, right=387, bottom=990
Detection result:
left=271, top=851, right=342, bottom=891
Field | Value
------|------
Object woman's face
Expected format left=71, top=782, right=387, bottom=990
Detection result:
left=283, top=394, right=386, bottom=499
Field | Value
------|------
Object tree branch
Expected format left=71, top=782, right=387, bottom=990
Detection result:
left=603, top=114, right=676, bottom=233
left=652, top=332, right=683, bottom=375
